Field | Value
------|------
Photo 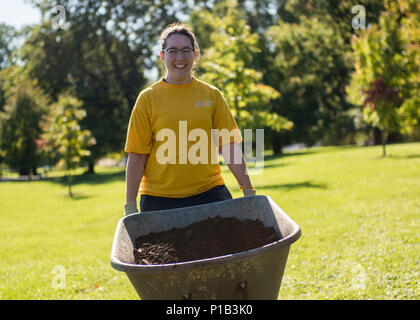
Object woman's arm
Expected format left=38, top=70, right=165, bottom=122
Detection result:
left=125, top=152, right=148, bottom=204
left=220, top=142, right=255, bottom=196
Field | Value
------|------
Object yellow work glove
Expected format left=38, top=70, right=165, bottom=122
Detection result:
left=124, top=201, right=139, bottom=216
left=241, top=187, right=256, bottom=197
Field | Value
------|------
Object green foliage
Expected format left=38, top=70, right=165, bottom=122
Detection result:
left=42, top=94, right=95, bottom=196
left=21, top=21, right=138, bottom=169
left=267, top=14, right=354, bottom=146
left=282, top=0, right=385, bottom=38
left=0, top=23, right=18, bottom=70
left=396, top=0, right=420, bottom=135
left=23, top=0, right=185, bottom=171
left=347, top=0, right=420, bottom=150
left=253, top=0, right=386, bottom=150
left=195, top=0, right=292, bottom=133
left=0, top=66, right=49, bottom=175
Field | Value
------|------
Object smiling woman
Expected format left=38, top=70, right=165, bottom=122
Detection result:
left=159, top=23, right=200, bottom=85
left=123, top=23, right=256, bottom=216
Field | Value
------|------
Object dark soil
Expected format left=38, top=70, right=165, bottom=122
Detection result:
left=133, top=215, right=281, bottom=265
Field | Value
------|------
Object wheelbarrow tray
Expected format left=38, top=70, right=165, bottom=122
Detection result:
left=110, top=195, right=301, bottom=300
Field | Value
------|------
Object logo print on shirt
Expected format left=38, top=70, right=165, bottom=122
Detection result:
left=195, top=100, right=213, bottom=107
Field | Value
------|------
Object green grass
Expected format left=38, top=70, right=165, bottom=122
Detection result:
left=1, top=142, right=419, bottom=299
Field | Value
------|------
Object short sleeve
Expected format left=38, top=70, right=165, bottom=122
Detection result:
left=213, top=89, right=242, bottom=146
left=124, top=92, right=153, bottom=154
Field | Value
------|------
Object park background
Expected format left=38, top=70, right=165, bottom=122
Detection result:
left=0, top=0, right=419, bottom=299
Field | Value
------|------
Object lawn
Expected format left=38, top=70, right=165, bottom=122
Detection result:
left=0, top=142, right=419, bottom=299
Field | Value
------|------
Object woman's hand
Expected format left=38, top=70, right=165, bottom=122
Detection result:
left=124, top=201, right=139, bottom=215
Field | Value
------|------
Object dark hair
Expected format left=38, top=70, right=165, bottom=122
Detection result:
left=160, top=23, right=201, bottom=62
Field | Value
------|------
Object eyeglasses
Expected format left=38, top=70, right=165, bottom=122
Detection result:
left=164, top=48, right=195, bottom=57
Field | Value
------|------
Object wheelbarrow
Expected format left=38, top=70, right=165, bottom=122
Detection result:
left=110, top=195, right=301, bottom=300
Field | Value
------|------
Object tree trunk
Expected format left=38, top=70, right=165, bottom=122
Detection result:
left=381, top=130, right=387, bottom=157
left=19, top=167, right=30, bottom=176
left=272, top=132, right=283, bottom=155
left=86, top=160, right=95, bottom=174
left=67, top=173, right=73, bottom=198
left=373, top=127, right=382, bottom=145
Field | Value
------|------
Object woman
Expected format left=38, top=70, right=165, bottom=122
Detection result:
left=124, top=23, right=256, bottom=215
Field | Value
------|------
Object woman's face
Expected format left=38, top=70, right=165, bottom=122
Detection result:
left=160, top=33, right=196, bottom=84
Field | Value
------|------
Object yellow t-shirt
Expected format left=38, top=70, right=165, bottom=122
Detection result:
left=125, top=77, right=242, bottom=198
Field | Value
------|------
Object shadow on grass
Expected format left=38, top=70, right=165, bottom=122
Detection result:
left=257, top=181, right=328, bottom=191
left=0, top=176, right=43, bottom=182
left=264, top=149, right=317, bottom=162
left=62, top=193, right=92, bottom=200
left=245, top=162, right=288, bottom=171
left=242, top=149, right=318, bottom=171
left=388, top=154, right=420, bottom=160
left=45, top=169, right=125, bottom=187
left=372, top=153, right=420, bottom=160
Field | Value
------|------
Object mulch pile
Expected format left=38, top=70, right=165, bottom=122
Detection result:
left=133, top=215, right=280, bottom=265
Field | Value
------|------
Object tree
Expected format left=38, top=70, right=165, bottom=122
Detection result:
left=194, top=0, right=292, bottom=136
left=347, top=0, right=420, bottom=156
left=280, top=1, right=385, bottom=38
left=253, top=0, right=386, bottom=151
left=190, top=0, right=293, bottom=152
left=42, top=94, right=95, bottom=197
left=0, top=67, right=49, bottom=176
left=0, top=23, right=18, bottom=71
left=266, top=15, right=356, bottom=149
left=23, top=0, right=185, bottom=173
left=0, top=23, right=19, bottom=114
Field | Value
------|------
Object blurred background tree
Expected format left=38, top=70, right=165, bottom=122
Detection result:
left=347, top=0, right=420, bottom=156
left=194, top=0, right=293, bottom=135
left=42, top=94, right=95, bottom=197
left=263, top=0, right=386, bottom=153
left=22, top=0, right=185, bottom=173
left=0, top=66, right=49, bottom=176
left=266, top=16, right=355, bottom=150
left=0, top=23, right=19, bottom=115
left=0, top=23, right=18, bottom=71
